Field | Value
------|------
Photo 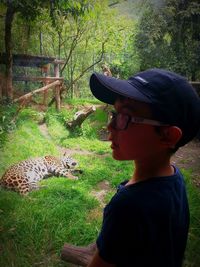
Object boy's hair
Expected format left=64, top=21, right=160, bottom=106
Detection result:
left=89, top=68, right=200, bottom=148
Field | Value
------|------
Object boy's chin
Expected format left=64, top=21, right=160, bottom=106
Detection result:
left=112, top=151, right=132, bottom=161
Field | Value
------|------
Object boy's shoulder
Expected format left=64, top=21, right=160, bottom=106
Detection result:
left=108, top=166, right=185, bottom=210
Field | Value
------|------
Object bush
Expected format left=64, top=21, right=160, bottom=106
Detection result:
left=0, top=103, right=17, bottom=147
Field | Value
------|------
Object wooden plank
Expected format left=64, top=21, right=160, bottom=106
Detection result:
left=0, top=53, right=64, bottom=67
left=53, top=59, right=65, bottom=65
left=61, top=243, right=96, bottom=266
left=13, top=80, right=61, bottom=103
left=13, top=76, right=64, bottom=82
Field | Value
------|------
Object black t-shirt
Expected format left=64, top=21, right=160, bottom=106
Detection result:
left=97, top=166, right=189, bottom=267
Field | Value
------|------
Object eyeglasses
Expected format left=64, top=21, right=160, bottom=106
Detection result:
left=109, top=111, right=168, bottom=130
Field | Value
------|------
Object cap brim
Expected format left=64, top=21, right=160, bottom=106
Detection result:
left=90, top=73, right=151, bottom=105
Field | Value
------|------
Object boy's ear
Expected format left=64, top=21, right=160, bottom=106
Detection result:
left=159, top=126, right=182, bottom=148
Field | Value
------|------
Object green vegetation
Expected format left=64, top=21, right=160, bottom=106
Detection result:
left=182, top=170, right=200, bottom=267
left=0, top=0, right=200, bottom=266
left=0, top=104, right=133, bottom=267
left=0, top=103, right=200, bottom=267
left=135, top=0, right=200, bottom=79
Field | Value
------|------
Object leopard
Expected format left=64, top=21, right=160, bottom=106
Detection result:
left=0, top=155, right=79, bottom=195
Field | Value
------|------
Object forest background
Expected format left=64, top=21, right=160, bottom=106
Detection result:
left=0, top=1, right=200, bottom=267
left=0, top=0, right=200, bottom=101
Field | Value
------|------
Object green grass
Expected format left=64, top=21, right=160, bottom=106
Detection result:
left=0, top=105, right=200, bottom=267
left=0, top=120, right=58, bottom=175
left=0, top=181, right=99, bottom=267
left=182, top=170, right=200, bottom=267
left=65, top=98, right=101, bottom=106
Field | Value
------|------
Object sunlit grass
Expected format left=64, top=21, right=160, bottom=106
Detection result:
left=62, top=137, right=111, bottom=154
left=0, top=120, right=58, bottom=175
left=65, top=98, right=101, bottom=106
left=182, top=170, right=200, bottom=267
left=0, top=181, right=99, bottom=267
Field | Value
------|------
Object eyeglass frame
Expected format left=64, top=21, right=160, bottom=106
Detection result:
left=109, top=111, right=169, bottom=130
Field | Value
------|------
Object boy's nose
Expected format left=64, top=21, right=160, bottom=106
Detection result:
left=107, top=122, right=112, bottom=131
left=107, top=123, right=117, bottom=141
left=107, top=121, right=115, bottom=131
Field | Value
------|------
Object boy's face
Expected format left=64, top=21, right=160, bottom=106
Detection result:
left=108, top=97, right=166, bottom=161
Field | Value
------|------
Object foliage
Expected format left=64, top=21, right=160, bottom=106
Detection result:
left=17, top=108, right=45, bottom=124
left=135, top=0, right=200, bottom=79
left=45, top=104, right=109, bottom=147
left=0, top=103, right=17, bottom=147
left=182, top=169, right=200, bottom=267
left=0, top=119, right=58, bottom=175
left=0, top=0, right=137, bottom=100
left=0, top=104, right=46, bottom=147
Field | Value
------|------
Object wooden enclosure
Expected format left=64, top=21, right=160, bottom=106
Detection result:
left=0, top=53, right=64, bottom=110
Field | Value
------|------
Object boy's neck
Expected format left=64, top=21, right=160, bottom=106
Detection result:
left=128, top=156, right=174, bottom=185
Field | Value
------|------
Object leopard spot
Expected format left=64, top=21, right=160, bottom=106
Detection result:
left=13, top=181, right=19, bottom=186
left=5, top=179, right=12, bottom=183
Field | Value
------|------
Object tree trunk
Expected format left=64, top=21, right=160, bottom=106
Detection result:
left=39, top=31, right=43, bottom=55
left=54, top=63, right=61, bottom=111
left=4, top=3, right=15, bottom=101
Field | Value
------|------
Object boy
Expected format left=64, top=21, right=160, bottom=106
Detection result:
left=87, top=68, right=200, bottom=267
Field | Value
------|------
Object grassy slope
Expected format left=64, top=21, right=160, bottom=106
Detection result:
left=0, top=105, right=133, bottom=267
left=0, top=104, right=199, bottom=267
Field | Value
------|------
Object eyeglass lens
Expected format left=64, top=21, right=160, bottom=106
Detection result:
left=110, top=112, right=129, bottom=130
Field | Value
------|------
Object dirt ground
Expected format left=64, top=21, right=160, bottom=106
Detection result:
left=171, top=140, right=200, bottom=187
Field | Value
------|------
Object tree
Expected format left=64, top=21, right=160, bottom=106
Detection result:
left=1, top=0, right=94, bottom=101
left=135, top=0, right=200, bottom=79
left=4, top=1, right=15, bottom=100
left=0, top=0, right=136, bottom=101
left=2, top=0, right=49, bottom=100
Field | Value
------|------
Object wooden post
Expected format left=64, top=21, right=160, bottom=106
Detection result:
left=54, top=63, right=60, bottom=111
left=61, top=243, right=96, bottom=266
left=42, top=64, right=50, bottom=105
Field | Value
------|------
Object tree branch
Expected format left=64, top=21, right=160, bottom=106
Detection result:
left=61, top=26, right=86, bottom=75
left=71, top=40, right=107, bottom=86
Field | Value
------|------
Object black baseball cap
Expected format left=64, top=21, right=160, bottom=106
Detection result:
left=89, top=68, right=200, bottom=147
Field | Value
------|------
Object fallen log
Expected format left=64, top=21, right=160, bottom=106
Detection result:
left=61, top=242, right=96, bottom=266
left=66, top=106, right=96, bottom=131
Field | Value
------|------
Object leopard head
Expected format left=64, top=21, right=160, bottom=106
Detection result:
left=61, top=155, right=78, bottom=169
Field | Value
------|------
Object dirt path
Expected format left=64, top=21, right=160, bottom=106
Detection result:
left=39, top=123, right=52, bottom=140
